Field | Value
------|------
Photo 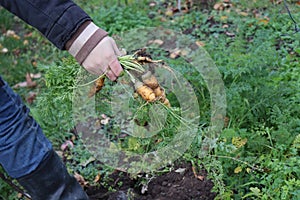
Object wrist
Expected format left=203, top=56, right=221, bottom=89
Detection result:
left=67, top=22, right=108, bottom=64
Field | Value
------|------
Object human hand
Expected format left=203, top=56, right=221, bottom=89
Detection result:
left=82, top=36, right=123, bottom=81
left=67, top=22, right=123, bottom=81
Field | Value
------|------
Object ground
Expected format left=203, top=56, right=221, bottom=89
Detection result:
left=86, top=162, right=216, bottom=200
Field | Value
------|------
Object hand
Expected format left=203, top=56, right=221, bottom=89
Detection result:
left=82, top=36, right=123, bottom=81
left=67, top=22, right=123, bottom=81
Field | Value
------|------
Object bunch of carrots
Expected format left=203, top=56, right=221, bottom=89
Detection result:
left=88, top=50, right=171, bottom=107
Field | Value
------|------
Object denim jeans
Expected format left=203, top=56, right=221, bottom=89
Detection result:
left=0, top=76, right=52, bottom=179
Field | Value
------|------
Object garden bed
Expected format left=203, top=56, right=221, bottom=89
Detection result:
left=86, top=162, right=216, bottom=200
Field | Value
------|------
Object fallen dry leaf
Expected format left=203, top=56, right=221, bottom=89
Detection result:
left=196, top=175, right=205, bottom=181
left=239, top=11, right=249, bottom=17
left=101, top=117, right=110, bottom=125
left=30, top=73, right=42, bottom=79
left=13, top=73, right=37, bottom=88
left=169, top=48, right=181, bottom=59
left=26, top=92, right=37, bottom=104
left=196, top=40, right=205, bottom=47
left=222, top=24, right=229, bottom=29
left=175, top=168, right=186, bottom=174
left=191, top=166, right=205, bottom=181
left=149, top=2, right=156, bottom=7
left=220, top=15, right=228, bottom=21
left=180, top=49, right=189, bottom=56
left=60, top=140, right=74, bottom=151
left=101, top=113, right=108, bottom=119
left=23, top=40, right=29, bottom=46
left=74, top=172, right=89, bottom=187
left=148, top=39, right=164, bottom=45
left=80, top=157, right=96, bottom=167
left=17, top=193, right=23, bottom=199
left=225, top=31, right=235, bottom=37
left=5, top=30, right=20, bottom=40
left=213, top=3, right=223, bottom=10
left=31, top=61, right=38, bottom=67
left=25, top=73, right=36, bottom=87
left=258, top=18, right=269, bottom=25
left=94, top=173, right=101, bottom=183
left=24, top=32, right=33, bottom=38
left=100, top=113, right=111, bottom=125
left=1, top=47, right=8, bottom=53
left=165, top=7, right=174, bottom=17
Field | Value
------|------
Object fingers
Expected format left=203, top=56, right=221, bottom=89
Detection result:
left=81, top=36, right=123, bottom=81
left=107, top=57, right=123, bottom=81
left=106, top=38, right=123, bottom=81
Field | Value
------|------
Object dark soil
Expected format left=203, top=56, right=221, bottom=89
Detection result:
left=86, top=162, right=216, bottom=200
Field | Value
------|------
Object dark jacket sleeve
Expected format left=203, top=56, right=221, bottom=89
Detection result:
left=0, top=0, right=91, bottom=50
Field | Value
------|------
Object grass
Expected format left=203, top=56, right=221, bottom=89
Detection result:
left=1, top=0, right=300, bottom=199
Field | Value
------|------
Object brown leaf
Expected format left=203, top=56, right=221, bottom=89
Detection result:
left=222, top=24, right=229, bottom=29
left=169, top=49, right=181, bottom=59
left=220, top=15, right=228, bottom=21
left=196, top=175, right=205, bottom=181
left=13, top=73, right=37, bottom=88
left=81, top=157, right=96, bottom=167
left=258, top=18, right=269, bottom=25
left=23, top=40, right=29, bottom=46
left=239, top=11, right=249, bottom=17
left=74, top=172, right=89, bottom=187
left=165, top=8, right=174, bottom=17
left=60, top=140, right=74, bottom=151
left=149, top=2, right=156, bottom=7
left=26, top=92, right=37, bottom=104
left=225, top=31, right=235, bottom=37
left=101, top=113, right=108, bottom=119
left=213, top=3, right=223, bottom=10
left=24, top=32, right=33, bottom=38
left=94, top=174, right=101, bottom=183
left=148, top=39, right=164, bottom=45
left=5, top=30, right=20, bottom=40
left=25, top=73, right=37, bottom=87
left=191, top=165, right=205, bottom=181
left=31, top=61, right=38, bottom=67
left=101, top=117, right=111, bottom=125
left=196, top=40, right=205, bottom=47
left=30, top=73, right=42, bottom=79
left=17, top=193, right=23, bottom=199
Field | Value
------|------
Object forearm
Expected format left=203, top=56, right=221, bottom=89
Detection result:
left=0, top=0, right=91, bottom=49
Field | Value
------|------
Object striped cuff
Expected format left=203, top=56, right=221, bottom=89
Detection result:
left=68, top=22, right=108, bottom=64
